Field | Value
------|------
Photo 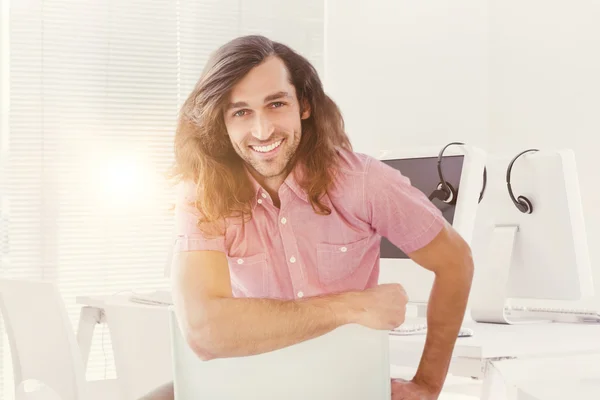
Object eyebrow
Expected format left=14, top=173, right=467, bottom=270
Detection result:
left=227, top=91, right=291, bottom=110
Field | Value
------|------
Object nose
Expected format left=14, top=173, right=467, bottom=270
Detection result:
left=250, top=113, right=274, bottom=141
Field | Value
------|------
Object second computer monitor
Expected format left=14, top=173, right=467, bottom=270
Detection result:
left=377, top=146, right=487, bottom=305
left=470, top=149, right=595, bottom=323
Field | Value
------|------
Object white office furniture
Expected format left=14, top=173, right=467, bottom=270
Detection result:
left=103, top=302, right=173, bottom=400
left=170, top=308, right=392, bottom=400
left=75, top=294, right=172, bottom=400
left=485, top=352, right=600, bottom=400
left=76, top=295, right=600, bottom=399
left=0, top=279, right=118, bottom=400
left=77, top=296, right=481, bottom=399
left=389, top=317, right=600, bottom=400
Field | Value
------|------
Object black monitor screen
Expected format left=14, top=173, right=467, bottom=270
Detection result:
left=380, top=155, right=464, bottom=259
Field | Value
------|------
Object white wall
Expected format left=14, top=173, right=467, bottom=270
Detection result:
left=323, top=0, right=489, bottom=308
left=324, top=0, right=490, bottom=157
left=325, top=1, right=600, bottom=308
left=489, top=1, right=600, bottom=308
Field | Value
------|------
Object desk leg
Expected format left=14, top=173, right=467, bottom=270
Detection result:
left=77, top=306, right=104, bottom=372
left=480, top=360, right=520, bottom=400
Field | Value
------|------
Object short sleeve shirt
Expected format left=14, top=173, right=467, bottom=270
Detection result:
left=174, top=149, right=445, bottom=300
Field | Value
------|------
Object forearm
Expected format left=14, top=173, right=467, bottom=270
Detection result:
left=188, top=292, right=359, bottom=360
left=413, top=260, right=474, bottom=392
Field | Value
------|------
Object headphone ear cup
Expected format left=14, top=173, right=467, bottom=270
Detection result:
left=429, top=182, right=457, bottom=205
left=516, top=195, right=533, bottom=214
left=428, top=186, right=450, bottom=202
left=442, top=182, right=458, bottom=205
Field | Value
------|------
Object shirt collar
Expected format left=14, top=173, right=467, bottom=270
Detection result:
left=283, top=165, right=309, bottom=203
left=244, top=163, right=309, bottom=206
left=244, top=165, right=263, bottom=201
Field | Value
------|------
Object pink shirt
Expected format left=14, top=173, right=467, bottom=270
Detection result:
left=174, top=149, right=445, bottom=300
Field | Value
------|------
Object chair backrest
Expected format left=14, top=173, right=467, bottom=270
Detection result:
left=169, top=308, right=391, bottom=400
left=103, top=302, right=172, bottom=400
left=0, top=279, right=85, bottom=400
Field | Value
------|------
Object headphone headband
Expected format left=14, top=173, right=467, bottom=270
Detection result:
left=506, top=148, right=539, bottom=214
left=431, top=142, right=487, bottom=205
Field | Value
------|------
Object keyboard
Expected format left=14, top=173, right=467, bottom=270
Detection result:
left=504, top=305, right=600, bottom=323
left=390, top=323, right=474, bottom=338
left=129, top=290, right=172, bottom=306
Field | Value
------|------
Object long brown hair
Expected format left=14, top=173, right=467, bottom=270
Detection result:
left=170, top=35, right=351, bottom=236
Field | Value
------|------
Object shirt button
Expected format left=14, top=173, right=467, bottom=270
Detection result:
left=257, top=199, right=263, bottom=204
left=290, top=256, right=296, bottom=263
left=297, top=291, right=304, bottom=298
left=340, top=247, right=347, bottom=252
left=261, top=193, right=267, bottom=199
left=280, top=217, right=287, bottom=224
left=237, top=259, right=244, bottom=264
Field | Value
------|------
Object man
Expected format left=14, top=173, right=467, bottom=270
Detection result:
left=142, top=35, right=473, bottom=400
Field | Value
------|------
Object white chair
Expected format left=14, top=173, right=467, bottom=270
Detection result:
left=103, top=302, right=172, bottom=400
left=0, top=278, right=118, bottom=400
left=169, top=308, right=391, bottom=400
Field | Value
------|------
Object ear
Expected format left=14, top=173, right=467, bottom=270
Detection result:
left=300, top=99, right=311, bottom=120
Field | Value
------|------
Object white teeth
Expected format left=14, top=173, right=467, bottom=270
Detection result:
left=252, top=140, right=283, bottom=153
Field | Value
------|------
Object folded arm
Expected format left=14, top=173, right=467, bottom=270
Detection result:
left=171, top=250, right=405, bottom=361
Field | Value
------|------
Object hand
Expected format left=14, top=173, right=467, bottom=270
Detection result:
left=351, top=283, right=408, bottom=330
left=391, top=378, right=440, bottom=400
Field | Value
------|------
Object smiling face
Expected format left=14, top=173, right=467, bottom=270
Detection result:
left=223, top=56, right=310, bottom=183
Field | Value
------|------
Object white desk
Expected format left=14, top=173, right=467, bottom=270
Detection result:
left=77, top=295, right=123, bottom=309
left=489, top=353, right=600, bottom=400
left=76, top=295, right=164, bottom=370
left=76, top=294, right=173, bottom=400
left=390, top=317, right=600, bottom=399
left=77, top=295, right=123, bottom=370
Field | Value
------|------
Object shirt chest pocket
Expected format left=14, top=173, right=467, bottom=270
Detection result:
left=227, top=253, right=269, bottom=298
left=316, top=236, right=370, bottom=285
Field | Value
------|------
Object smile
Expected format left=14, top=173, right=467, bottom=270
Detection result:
left=250, top=139, right=283, bottom=153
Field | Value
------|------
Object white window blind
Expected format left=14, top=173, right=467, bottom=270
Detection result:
left=0, top=0, right=323, bottom=397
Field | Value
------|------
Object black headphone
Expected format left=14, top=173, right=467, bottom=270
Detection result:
left=429, top=142, right=487, bottom=205
left=506, top=148, right=538, bottom=214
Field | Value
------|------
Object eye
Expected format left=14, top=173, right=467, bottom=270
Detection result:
left=233, top=109, right=249, bottom=117
left=270, top=102, right=285, bottom=108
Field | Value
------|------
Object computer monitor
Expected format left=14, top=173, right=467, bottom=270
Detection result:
left=377, top=145, right=487, bottom=305
left=469, top=149, right=595, bottom=324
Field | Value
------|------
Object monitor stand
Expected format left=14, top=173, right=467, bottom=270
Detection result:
left=470, top=225, right=551, bottom=324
